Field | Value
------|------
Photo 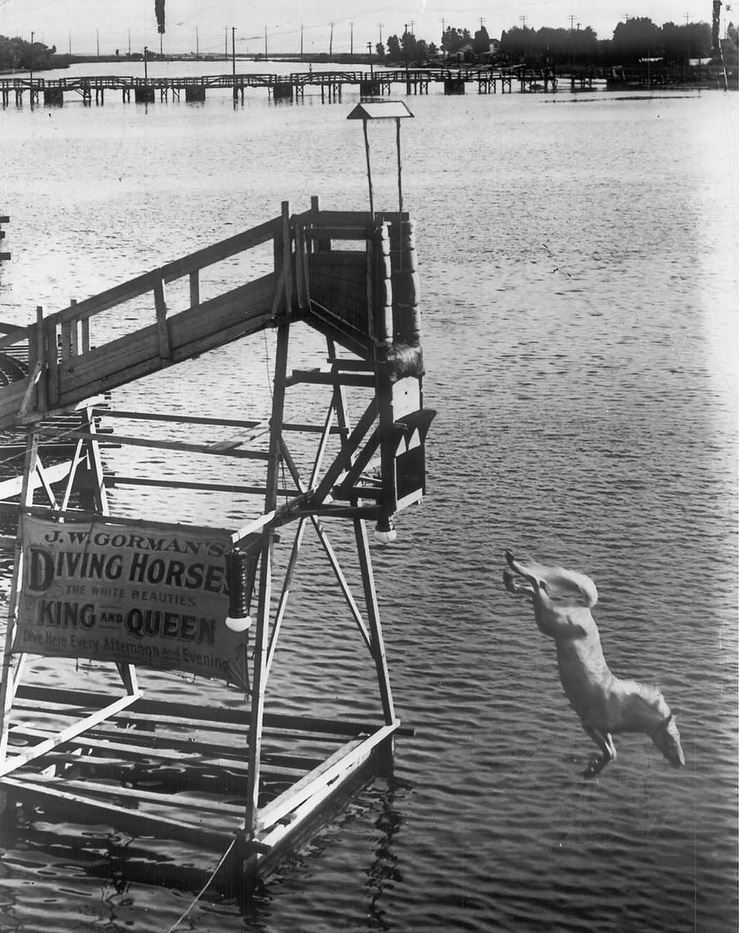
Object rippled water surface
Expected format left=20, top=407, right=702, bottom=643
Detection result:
left=0, top=65, right=737, bottom=932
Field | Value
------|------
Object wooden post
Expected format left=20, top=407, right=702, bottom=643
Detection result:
left=189, top=270, right=200, bottom=307
left=154, top=277, right=171, bottom=362
left=363, top=119, right=374, bottom=218
left=245, top=208, right=292, bottom=837
left=326, top=340, right=395, bottom=725
left=0, top=431, right=41, bottom=765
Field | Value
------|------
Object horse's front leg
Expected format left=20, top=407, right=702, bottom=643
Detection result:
left=582, top=725, right=617, bottom=779
left=503, top=570, right=535, bottom=599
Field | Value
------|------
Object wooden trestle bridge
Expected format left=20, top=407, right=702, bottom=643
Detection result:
left=0, top=198, right=434, bottom=890
left=0, top=65, right=580, bottom=106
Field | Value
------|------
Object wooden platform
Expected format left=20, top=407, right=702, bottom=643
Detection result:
left=1, top=684, right=401, bottom=889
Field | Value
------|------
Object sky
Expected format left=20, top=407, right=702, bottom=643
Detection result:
left=0, top=0, right=724, bottom=55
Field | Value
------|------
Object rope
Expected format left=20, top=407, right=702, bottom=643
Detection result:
left=163, top=837, right=237, bottom=933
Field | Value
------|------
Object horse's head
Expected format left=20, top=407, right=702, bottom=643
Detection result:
left=651, top=713, right=685, bottom=768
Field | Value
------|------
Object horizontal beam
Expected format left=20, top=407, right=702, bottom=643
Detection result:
left=35, top=428, right=271, bottom=460
left=105, top=476, right=298, bottom=496
left=0, top=691, right=142, bottom=777
left=0, top=776, right=235, bottom=849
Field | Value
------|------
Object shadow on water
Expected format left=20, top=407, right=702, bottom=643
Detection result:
left=0, top=773, right=411, bottom=931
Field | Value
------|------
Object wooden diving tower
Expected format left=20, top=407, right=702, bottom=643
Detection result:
left=0, top=197, right=434, bottom=891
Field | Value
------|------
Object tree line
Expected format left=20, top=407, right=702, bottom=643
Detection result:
left=376, top=17, right=717, bottom=66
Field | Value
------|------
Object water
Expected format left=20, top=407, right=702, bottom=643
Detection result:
left=0, top=66, right=737, bottom=932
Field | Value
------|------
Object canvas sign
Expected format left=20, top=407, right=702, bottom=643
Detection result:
left=13, top=515, right=249, bottom=690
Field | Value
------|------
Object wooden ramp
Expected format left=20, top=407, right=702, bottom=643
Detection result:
left=0, top=198, right=433, bottom=892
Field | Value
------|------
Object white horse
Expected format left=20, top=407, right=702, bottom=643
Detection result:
left=503, top=551, right=685, bottom=778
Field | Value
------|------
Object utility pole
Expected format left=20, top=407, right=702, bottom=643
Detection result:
left=329, top=22, right=334, bottom=58
left=232, top=26, right=236, bottom=77
left=128, top=28, right=131, bottom=55
left=68, top=31, right=72, bottom=55
left=29, top=30, right=34, bottom=106
left=350, top=22, right=354, bottom=57
left=96, top=28, right=100, bottom=58
left=264, top=26, right=268, bottom=60
left=300, top=21, right=304, bottom=60
left=378, top=23, right=384, bottom=45
left=368, top=41, right=374, bottom=76
left=195, top=26, right=199, bottom=57
left=404, top=22, right=410, bottom=94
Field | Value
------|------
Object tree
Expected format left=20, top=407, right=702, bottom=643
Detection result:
left=441, top=26, right=469, bottom=55
left=473, top=25, right=490, bottom=55
left=386, top=34, right=401, bottom=61
left=612, top=17, right=661, bottom=61
left=375, top=41, right=386, bottom=61
left=401, top=29, right=417, bottom=62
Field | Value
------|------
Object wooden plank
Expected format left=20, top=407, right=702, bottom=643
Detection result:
left=153, top=277, right=171, bottom=361
left=257, top=723, right=398, bottom=831
left=0, top=776, right=236, bottom=848
left=0, top=325, right=31, bottom=351
left=96, top=409, right=263, bottom=428
left=105, top=476, right=297, bottom=496
left=0, top=458, right=74, bottom=502
left=46, top=269, right=161, bottom=327
left=0, top=691, right=142, bottom=777
left=12, top=686, right=406, bottom=736
left=51, top=276, right=276, bottom=410
left=8, top=725, right=252, bottom=771
left=8, top=771, right=246, bottom=815
left=158, top=216, right=280, bottom=283
left=36, top=428, right=271, bottom=460
left=287, top=370, right=374, bottom=387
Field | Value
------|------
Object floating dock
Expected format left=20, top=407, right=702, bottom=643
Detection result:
left=0, top=197, right=434, bottom=891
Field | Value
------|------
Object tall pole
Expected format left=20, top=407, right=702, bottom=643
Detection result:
left=29, top=31, right=34, bottom=107
left=264, top=26, right=268, bottom=60
left=195, top=26, right=199, bottom=57
left=128, top=28, right=131, bottom=56
left=300, top=21, right=304, bottom=60
left=350, top=21, right=354, bottom=57
left=144, top=46, right=148, bottom=84
left=404, top=23, right=410, bottom=94
left=96, top=28, right=100, bottom=58
left=244, top=202, right=292, bottom=838
left=368, top=41, right=374, bottom=77
left=362, top=120, right=374, bottom=217
left=232, top=26, right=236, bottom=77
left=329, top=22, right=334, bottom=58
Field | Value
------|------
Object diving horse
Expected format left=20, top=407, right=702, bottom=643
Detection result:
left=503, top=551, right=685, bottom=778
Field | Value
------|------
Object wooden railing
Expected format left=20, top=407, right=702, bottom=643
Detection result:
left=0, top=203, right=420, bottom=432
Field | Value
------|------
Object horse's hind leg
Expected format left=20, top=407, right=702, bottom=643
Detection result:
left=582, top=726, right=617, bottom=779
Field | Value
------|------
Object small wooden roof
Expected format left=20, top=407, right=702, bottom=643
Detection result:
left=347, top=101, right=414, bottom=120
